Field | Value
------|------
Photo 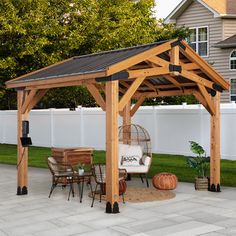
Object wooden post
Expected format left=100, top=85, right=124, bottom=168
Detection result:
left=105, top=81, right=119, bottom=213
left=210, top=92, right=221, bottom=192
left=123, top=101, right=131, bottom=144
left=17, top=90, right=28, bottom=195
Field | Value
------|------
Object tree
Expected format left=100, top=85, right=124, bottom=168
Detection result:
left=0, top=0, right=193, bottom=109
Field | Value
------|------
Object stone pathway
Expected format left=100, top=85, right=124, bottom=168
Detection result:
left=0, top=164, right=236, bottom=236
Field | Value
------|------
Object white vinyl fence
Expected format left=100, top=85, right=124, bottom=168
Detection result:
left=1, top=103, right=236, bottom=160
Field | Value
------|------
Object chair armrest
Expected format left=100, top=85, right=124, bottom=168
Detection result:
left=142, top=156, right=152, bottom=166
left=119, top=168, right=127, bottom=179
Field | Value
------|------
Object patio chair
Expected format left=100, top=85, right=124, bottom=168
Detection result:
left=118, top=124, right=152, bottom=187
left=91, top=164, right=127, bottom=207
left=47, top=156, right=75, bottom=200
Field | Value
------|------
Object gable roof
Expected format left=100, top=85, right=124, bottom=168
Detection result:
left=215, top=34, right=236, bottom=48
left=6, top=42, right=163, bottom=86
left=165, top=0, right=236, bottom=24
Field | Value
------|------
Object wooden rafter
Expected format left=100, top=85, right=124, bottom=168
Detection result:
left=106, top=39, right=177, bottom=76
left=143, top=80, right=157, bottom=92
left=86, top=84, right=106, bottom=111
left=119, top=77, right=146, bottom=111
left=180, top=41, right=229, bottom=90
left=164, top=75, right=181, bottom=89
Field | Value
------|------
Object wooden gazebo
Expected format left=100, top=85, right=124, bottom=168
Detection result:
left=6, top=38, right=229, bottom=213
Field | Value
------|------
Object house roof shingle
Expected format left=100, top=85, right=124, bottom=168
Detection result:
left=215, top=34, right=236, bottom=48
left=165, top=0, right=236, bottom=23
left=202, top=0, right=236, bottom=15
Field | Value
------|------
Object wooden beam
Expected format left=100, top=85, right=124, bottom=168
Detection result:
left=6, top=71, right=105, bottom=89
left=106, top=39, right=177, bottom=76
left=128, top=67, right=169, bottom=79
left=155, top=82, right=196, bottom=89
left=198, top=85, right=215, bottom=115
left=143, top=80, right=157, bottom=92
left=26, top=80, right=84, bottom=90
left=86, top=84, right=106, bottom=111
left=210, top=92, right=221, bottom=192
left=170, top=46, right=179, bottom=76
left=119, top=77, right=146, bottom=111
left=180, top=41, right=229, bottom=90
left=130, top=95, right=146, bottom=117
left=22, top=89, right=38, bottom=114
left=105, top=81, right=119, bottom=213
left=144, top=88, right=195, bottom=98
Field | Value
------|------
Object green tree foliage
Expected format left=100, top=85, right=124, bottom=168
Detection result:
left=0, top=0, right=193, bottom=109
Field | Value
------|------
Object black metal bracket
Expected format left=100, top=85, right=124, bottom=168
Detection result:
left=170, top=38, right=186, bottom=50
left=210, top=89, right=216, bottom=97
left=96, top=71, right=129, bottom=83
left=212, top=83, right=223, bottom=93
left=106, top=201, right=120, bottom=214
left=17, top=186, right=28, bottom=195
left=169, top=64, right=182, bottom=73
left=209, top=184, right=221, bottom=192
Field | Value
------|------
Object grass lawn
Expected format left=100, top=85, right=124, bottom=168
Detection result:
left=1, top=144, right=236, bottom=187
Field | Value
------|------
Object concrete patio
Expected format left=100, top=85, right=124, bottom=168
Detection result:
left=0, top=164, right=236, bottom=236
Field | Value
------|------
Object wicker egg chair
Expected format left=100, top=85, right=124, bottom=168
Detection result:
left=118, top=124, right=152, bottom=187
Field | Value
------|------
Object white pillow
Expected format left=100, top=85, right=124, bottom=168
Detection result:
left=119, top=144, right=143, bottom=166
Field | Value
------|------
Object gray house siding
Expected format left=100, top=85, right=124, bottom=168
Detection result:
left=176, top=1, right=232, bottom=102
left=223, top=19, right=236, bottom=39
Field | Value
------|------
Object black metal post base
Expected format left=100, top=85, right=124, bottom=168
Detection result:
left=105, top=201, right=120, bottom=214
left=209, top=184, right=221, bottom=192
left=17, top=186, right=28, bottom=195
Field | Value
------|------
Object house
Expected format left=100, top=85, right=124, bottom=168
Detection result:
left=165, top=0, right=236, bottom=102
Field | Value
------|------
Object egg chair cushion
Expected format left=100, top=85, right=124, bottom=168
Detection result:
left=119, top=144, right=143, bottom=166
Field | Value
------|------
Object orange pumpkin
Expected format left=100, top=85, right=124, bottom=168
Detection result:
left=152, top=172, right=178, bottom=190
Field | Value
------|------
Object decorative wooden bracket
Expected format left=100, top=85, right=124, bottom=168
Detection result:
left=118, top=77, right=146, bottom=111
left=198, top=85, right=215, bottom=115
left=86, top=84, right=106, bottom=111
left=130, top=95, right=146, bottom=117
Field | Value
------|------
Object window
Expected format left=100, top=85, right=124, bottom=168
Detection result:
left=187, top=27, right=208, bottom=57
left=230, top=79, right=236, bottom=101
left=230, top=50, right=236, bottom=70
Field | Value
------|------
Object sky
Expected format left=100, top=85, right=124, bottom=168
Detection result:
left=154, top=0, right=183, bottom=19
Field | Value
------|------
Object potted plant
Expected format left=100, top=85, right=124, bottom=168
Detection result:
left=187, top=141, right=210, bottom=191
left=78, top=163, right=85, bottom=176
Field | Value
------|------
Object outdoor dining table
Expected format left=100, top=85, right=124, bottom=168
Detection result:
left=74, top=171, right=93, bottom=203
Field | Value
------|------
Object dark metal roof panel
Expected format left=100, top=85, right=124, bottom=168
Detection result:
left=10, top=41, right=166, bottom=84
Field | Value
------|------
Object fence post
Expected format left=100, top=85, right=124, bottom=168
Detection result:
left=50, top=108, right=54, bottom=147
left=80, top=106, right=84, bottom=146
